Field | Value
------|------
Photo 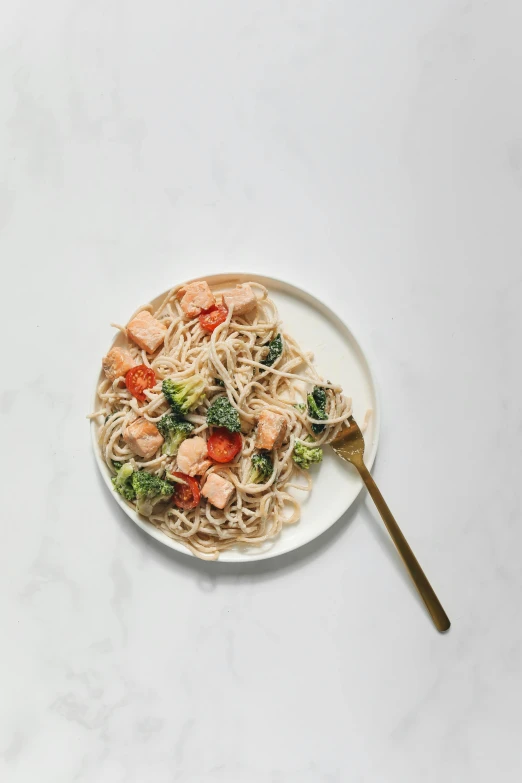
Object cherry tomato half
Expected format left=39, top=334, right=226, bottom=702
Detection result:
left=125, top=364, right=156, bottom=401
left=207, top=427, right=242, bottom=463
left=199, top=305, right=228, bottom=333
left=171, top=472, right=201, bottom=510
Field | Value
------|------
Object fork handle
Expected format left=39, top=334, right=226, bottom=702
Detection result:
left=356, top=461, right=450, bottom=632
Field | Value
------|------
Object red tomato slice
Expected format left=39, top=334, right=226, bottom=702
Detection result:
left=171, top=472, right=201, bottom=510
left=207, top=427, right=242, bottom=463
left=125, top=365, right=156, bottom=401
left=199, top=305, right=228, bottom=333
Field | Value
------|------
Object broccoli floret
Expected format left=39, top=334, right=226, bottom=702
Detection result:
left=112, top=462, right=136, bottom=502
left=261, top=333, right=283, bottom=367
left=248, top=453, right=273, bottom=484
left=131, top=470, right=174, bottom=516
left=157, top=414, right=194, bottom=456
left=307, top=385, right=328, bottom=434
left=162, top=375, right=206, bottom=416
left=214, top=377, right=225, bottom=387
left=206, top=396, right=241, bottom=432
left=312, top=386, right=327, bottom=409
left=293, top=403, right=306, bottom=412
left=292, top=437, right=323, bottom=470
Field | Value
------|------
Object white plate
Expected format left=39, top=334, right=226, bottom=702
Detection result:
left=91, top=273, right=380, bottom=562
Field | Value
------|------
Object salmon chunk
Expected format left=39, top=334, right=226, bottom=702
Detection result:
left=223, top=283, right=257, bottom=316
left=177, top=436, right=212, bottom=476
left=102, top=347, right=134, bottom=381
left=124, top=418, right=164, bottom=459
left=127, top=311, right=167, bottom=353
left=202, top=473, right=235, bottom=509
left=255, top=410, right=287, bottom=450
left=180, top=281, right=216, bottom=318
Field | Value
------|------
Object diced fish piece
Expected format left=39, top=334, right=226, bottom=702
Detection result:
left=124, top=418, right=164, bottom=459
left=202, top=473, right=235, bottom=509
left=177, top=436, right=212, bottom=477
left=102, top=347, right=134, bottom=381
left=223, top=283, right=257, bottom=316
left=255, top=410, right=287, bottom=450
left=180, top=281, right=216, bottom=318
left=127, top=311, right=167, bottom=353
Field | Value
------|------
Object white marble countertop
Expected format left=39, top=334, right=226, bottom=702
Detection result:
left=2, top=1, right=522, bottom=781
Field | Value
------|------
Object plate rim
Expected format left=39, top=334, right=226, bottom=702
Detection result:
left=91, top=271, right=380, bottom=562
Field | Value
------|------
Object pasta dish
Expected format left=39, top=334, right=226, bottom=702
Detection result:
left=91, top=279, right=353, bottom=559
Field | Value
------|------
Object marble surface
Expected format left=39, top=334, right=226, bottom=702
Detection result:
left=2, top=1, right=522, bottom=780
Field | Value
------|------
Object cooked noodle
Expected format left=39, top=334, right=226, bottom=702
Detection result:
left=91, top=282, right=353, bottom=559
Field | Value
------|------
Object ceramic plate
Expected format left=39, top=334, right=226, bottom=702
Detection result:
left=91, top=273, right=380, bottom=562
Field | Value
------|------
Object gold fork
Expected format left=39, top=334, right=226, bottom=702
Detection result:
left=331, top=417, right=450, bottom=632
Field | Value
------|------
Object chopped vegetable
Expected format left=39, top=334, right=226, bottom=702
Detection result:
left=293, top=403, right=306, bottom=413
left=157, top=414, right=194, bottom=456
left=162, top=375, right=206, bottom=416
left=112, top=462, right=136, bottom=502
left=292, top=437, right=323, bottom=469
left=199, top=305, right=228, bottom=333
left=206, top=396, right=241, bottom=432
left=170, top=472, right=200, bottom=510
left=312, top=386, right=327, bottom=409
left=214, top=377, right=225, bottom=387
left=207, top=428, right=242, bottom=463
left=307, top=385, right=328, bottom=434
left=131, top=470, right=174, bottom=515
left=125, top=365, right=156, bottom=402
left=261, top=333, right=283, bottom=367
left=248, top=453, right=273, bottom=484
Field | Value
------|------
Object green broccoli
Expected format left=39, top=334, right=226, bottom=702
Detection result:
left=162, top=375, right=206, bottom=416
left=312, top=386, right=327, bottom=409
left=248, top=453, right=274, bottom=484
left=293, top=403, right=306, bottom=413
left=292, top=437, right=323, bottom=470
left=261, top=333, right=283, bottom=367
left=131, top=470, right=174, bottom=515
left=307, top=385, right=328, bottom=434
left=214, top=377, right=225, bottom=387
left=112, top=462, right=136, bottom=502
left=157, top=413, right=194, bottom=456
left=206, top=396, right=241, bottom=432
